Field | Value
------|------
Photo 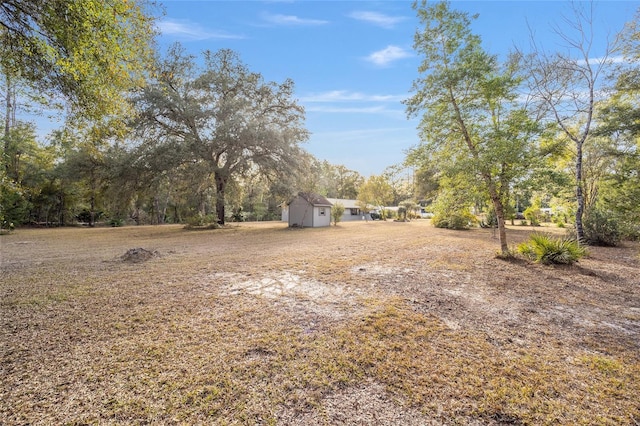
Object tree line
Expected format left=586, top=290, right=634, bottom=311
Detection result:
left=1, top=1, right=639, bottom=249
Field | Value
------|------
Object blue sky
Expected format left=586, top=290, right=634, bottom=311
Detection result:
left=155, top=1, right=637, bottom=177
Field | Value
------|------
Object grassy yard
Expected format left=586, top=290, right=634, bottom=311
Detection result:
left=1, top=221, right=639, bottom=425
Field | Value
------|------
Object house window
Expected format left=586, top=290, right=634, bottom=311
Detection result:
left=350, top=208, right=359, bottom=216
left=319, top=207, right=326, bottom=216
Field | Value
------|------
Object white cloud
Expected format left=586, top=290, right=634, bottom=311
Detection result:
left=300, top=90, right=404, bottom=103
left=262, top=13, right=328, bottom=26
left=349, top=11, right=406, bottom=29
left=576, top=55, right=626, bottom=66
left=305, top=105, right=388, bottom=114
left=311, top=126, right=418, bottom=145
left=158, top=19, right=244, bottom=40
left=366, top=45, right=412, bottom=67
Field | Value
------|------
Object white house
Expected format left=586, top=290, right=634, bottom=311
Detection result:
left=326, top=198, right=373, bottom=222
left=286, top=192, right=332, bottom=228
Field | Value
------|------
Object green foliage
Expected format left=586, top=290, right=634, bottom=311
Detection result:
left=331, top=202, right=345, bottom=226
left=430, top=188, right=477, bottom=230
left=184, top=212, right=222, bottom=229
left=523, top=205, right=542, bottom=226
left=109, top=218, right=124, bottom=227
left=551, top=208, right=570, bottom=228
left=0, top=0, right=158, bottom=120
left=384, top=164, right=415, bottom=205
left=404, top=1, right=540, bottom=253
left=521, top=3, right=612, bottom=243
left=186, top=213, right=218, bottom=228
left=518, top=233, right=587, bottom=265
left=523, top=197, right=544, bottom=226
left=231, top=208, right=245, bottom=222
left=398, top=200, right=419, bottom=221
left=308, top=160, right=363, bottom=199
left=357, top=175, right=393, bottom=219
left=432, top=211, right=477, bottom=230
left=481, top=208, right=498, bottom=228
left=1, top=220, right=15, bottom=233
left=582, top=209, right=621, bottom=247
left=0, top=180, right=29, bottom=225
left=76, top=209, right=103, bottom=224
left=597, top=135, right=640, bottom=236
left=397, top=206, right=407, bottom=220
left=134, top=46, right=309, bottom=225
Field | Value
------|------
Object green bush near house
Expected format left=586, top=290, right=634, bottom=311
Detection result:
left=331, top=202, right=345, bottom=226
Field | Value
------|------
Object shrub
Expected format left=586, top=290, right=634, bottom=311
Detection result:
left=582, top=209, right=621, bottom=247
left=518, top=233, right=587, bottom=265
left=620, top=222, right=640, bottom=241
left=1, top=220, right=15, bottom=234
left=186, top=213, right=218, bottom=227
left=430, top=190, right=477, bottom=230
left=331, top=202, right=345, bottom=226
left=431, top=211, right=477, bottom=230
left=231, top=209, right=244, bottom=222
left=397, top=206, right=407, bottom=221
left=523, top=205, right=542, bottom=226
left=76, top=209, right=104, bottom=224
left=480, top=208, right=497, bottom=228
left=109, top=218, right=124, bottom=227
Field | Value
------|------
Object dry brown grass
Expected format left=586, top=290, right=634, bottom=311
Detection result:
left=1, top=221, right=639, bottom=425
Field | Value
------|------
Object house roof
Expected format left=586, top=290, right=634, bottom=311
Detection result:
left=295, top=192, right=333, bottom=207
left=327, top=198, right=378, bottom=210
left=326, top=198, right=360, bottom=209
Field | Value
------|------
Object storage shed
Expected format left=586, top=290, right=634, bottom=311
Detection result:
left=287, top=192, right=332, bottom=228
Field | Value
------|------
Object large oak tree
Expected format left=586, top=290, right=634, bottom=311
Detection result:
left=133, top=46, right=309, bottom=225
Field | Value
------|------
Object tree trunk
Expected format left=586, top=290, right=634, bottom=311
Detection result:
left=173, top=205, right=180, bottom=224
left=215, top=172, right=227, bottom=225
left=154, top=196, right=164, bottom=224
left=89, top=169, right=96, bottom=227
left=89, top=194, right=95, bottom=227
left=575, top=142, right=585, bottom=243
left=4, top=74, right=12, bottom=174
left=450, top=88, right=510, bottom=255
left=58, top=191, right=65, bottom=226
left=488, top=187, right=509, bottom=255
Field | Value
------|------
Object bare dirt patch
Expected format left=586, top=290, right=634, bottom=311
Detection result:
left=1, top=221, right=639, bottom=424
left=120, top=247, right=161, bottom=263
left=213, top=271, right=366, bottom=326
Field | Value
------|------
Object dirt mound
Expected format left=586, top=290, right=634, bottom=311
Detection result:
left=121, top=247, right=160, bottom=263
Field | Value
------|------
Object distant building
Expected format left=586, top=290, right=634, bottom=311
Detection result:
left=326, top=198, right=373, bottom=222
left=285, top=192, right=332, bottom=228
